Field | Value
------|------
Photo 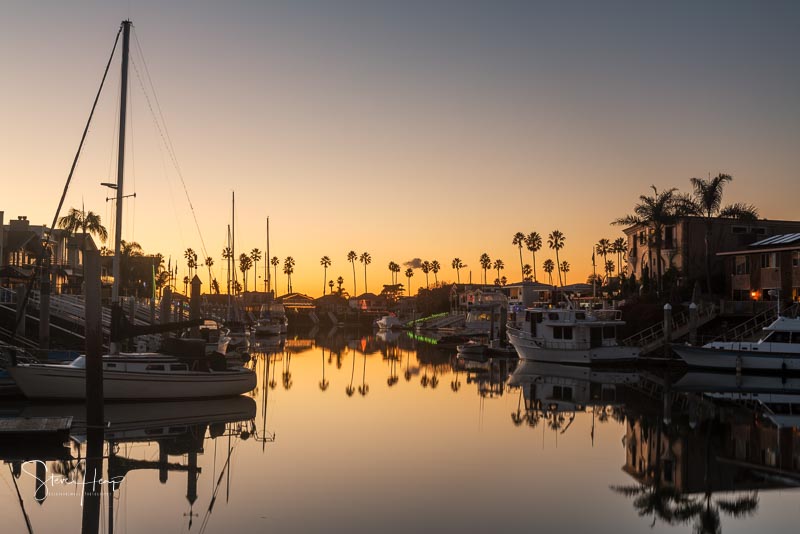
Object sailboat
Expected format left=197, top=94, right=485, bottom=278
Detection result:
left=8, top=20, right=256, bottom=400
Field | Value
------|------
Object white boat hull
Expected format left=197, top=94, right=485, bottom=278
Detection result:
left=8, top=364, right=256, bottom=400
left=508, top=330, right=640, bottom=364
left=672, top=345, right=800, bottom=371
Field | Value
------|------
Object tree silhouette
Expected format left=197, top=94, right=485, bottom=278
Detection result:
left=204, top=256, right=214, bottom=294
left=613, top=186, right=683, bottom=294
left=347, top=250, right=358, bottom=296
left=560, top=261, right=570, bottom=285
left=283, top=256, right=295, bottom=293
left=543, top=259, right=555, bottom=286
left=250, top=248, right=262, bottom=291
left=222, top=246, right=234, bottom=294
left=612, top=237, right=627, bottom=278
left=57, top=207, right=108, bottom=270
left=405, top=268, right=414, bottom=296
left=320, top=256, right=331, bottom=295
left=431, top=260, right=440, bottom=286
left=522, top=263, right=533, bottom=282
left=512, top=231, right=526, bottom=282
left=493, top=258, right=505, bottom=282
left=239, top=253, right=252, bottom=292
left=359, top=252, right=371, bottom=293
left=479, top=253, right=491, bottom=285
left=451, top=258, right=464, bottom=284
left=421, top=261, right=431, bottom=289
left=548, top=230, right=566, bottom=286
left=596, top=238, right=611, bottom=282
left=270, top=256, right=279, bottom=293
left=525, top=231, right=542, bottom=282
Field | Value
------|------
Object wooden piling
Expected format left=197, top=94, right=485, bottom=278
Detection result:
left=663, top=303, right=672, bottom=358
left=84, top=250, right=104, bottom=428
left=190, top=275, right=201, bottom=338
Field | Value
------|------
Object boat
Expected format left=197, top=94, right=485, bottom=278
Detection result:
left=254, top=302, right=288, bottom=336
left=456, top=340, right=487, bottom=357
left=375, top=314, right=404, bottom=330
left=507, top=305, right=640, bottom=364
left=7, top=20, right=257, bottom=400
left=672, top=315, right=800, bottom=371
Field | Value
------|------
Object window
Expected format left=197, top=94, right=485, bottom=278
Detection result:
left=735, top=255, right=750, bottom=275
left=664, top=226, right=675, bottom=249
left=145, top=364, right=165, bottom=371
left=631, top=236, right=637, bottom=257
left=603, top=326, right=616, bottom=339
left=793, top=251, right=799, bottom=267
left=761, top=253, right=778, bottom=268
left=638, top=231, right=646, bottom=245
left=553, top=326, right=572, bottom=339
left=548, top=312, right=560, bottom=321
left=752, top=227, right=767, bottom=235
left=732, top=226, right=747, bottom=234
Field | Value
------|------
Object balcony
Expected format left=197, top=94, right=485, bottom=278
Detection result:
left=760, top=267, right=781, bottom=289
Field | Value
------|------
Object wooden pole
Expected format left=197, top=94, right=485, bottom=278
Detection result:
left=82, top=248, right=104, bottom=534
left=190, top=275, right=201, bottom=338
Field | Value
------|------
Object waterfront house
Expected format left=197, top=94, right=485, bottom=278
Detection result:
left=0, top=213, right=98, bottom=294
left=622, top=216, right=800, bottom=293
left=717, top=233, right=800, bottom=308
left=504, top=281, right=553, bottom=310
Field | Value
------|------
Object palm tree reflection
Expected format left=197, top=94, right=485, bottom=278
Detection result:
left=346, top=350, right=356, bottom=397
left=358, top=353, right=369, bottom=396
left=319, top=349, right=329, bottom=391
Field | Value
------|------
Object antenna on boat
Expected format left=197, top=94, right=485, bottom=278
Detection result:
left=110, top=20, right=132, bottom=355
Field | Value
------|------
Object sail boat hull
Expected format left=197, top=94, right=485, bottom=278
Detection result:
left=8, top=364, right=256, bottom=400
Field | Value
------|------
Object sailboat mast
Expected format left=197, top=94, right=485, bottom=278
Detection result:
left=110, top=20, right=131, bottom=354
left=266, top=216, right=270, bottom=294
left=231, top=192, right=235, bottom=291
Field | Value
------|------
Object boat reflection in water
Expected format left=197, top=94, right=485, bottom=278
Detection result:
left=2, top=396, right=261, bottom=532
left=507, top=361, right=800, bottom=532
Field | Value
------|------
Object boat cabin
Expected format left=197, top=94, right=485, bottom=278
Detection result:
left=519, top=308, right=624, bottom=349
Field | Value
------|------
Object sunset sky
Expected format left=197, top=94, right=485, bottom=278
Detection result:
left=2, top=1, right=798, bottom=297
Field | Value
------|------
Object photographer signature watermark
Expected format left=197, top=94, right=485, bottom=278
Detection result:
left=21, top=460, right=125, bottom=503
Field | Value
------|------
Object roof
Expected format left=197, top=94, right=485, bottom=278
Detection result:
left=749, top=233, right=800, bottom=247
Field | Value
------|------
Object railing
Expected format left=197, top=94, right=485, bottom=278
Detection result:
left=621, top=301, right=718, bottom=352
left=714, top=303, right=797, bottom=342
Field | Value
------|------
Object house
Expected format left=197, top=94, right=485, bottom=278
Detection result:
left=1, top=213, right=98, bottom=294
left=622, top=216, right=800, bottom=292
left=717, top=233, right=800, bottom=305
left=350, top=292, right=388, bottom=312
left=504, top=281, right=553, bottom=310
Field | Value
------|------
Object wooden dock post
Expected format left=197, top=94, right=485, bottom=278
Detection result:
left=160, top=286, right=173, bottom=342
left=84, top=250, right=104, bottom=427
left=688, top=302, right=698, bottom=346
left=663, top=303, right=672, bottom=358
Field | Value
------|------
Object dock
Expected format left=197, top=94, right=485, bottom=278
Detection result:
left=0, top=416, right=73, bottom=439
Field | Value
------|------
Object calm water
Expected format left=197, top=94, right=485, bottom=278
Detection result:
left=1, top=329, right=799, bottom=533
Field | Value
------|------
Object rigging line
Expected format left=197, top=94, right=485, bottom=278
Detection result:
left=131, top=28, right=210, bottom=262
left=11, top=25, right=122, bottom=342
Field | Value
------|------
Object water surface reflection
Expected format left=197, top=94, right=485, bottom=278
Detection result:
left=1, top=328, right=798, bottom=533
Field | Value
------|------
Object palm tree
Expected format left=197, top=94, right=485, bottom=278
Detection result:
left=328, top=279, right=334, bottom=294
left=685, top=173, right=759, bottom=292
left=594, top=238, right=610, bottom=280
left=392, top=262, right=401, bottom=285
left=451, top=258, right=464, bottom=284
left=283, top=256, right=295, bottom=293
left=270, top=256, right=279, bottom=292
left=387, top=261, right=397, bottom=285
left=184, top=248, right=197, bottom=279
left=431, top=260, right=440, bottom=286
left=522, top=264, right=532, bottom=282
left=560, top=261, right=570, bottom=285
left=57, top=207, right=108, bottom=267
left=347, top=250, right=358, bottom=296
left=183, top=275, right=189, bottom=295
left=604, top=259, right=615, bottom=284
left=221, top=247, right=233, bottom=294
left=525, top=232, right=542, bottom=282
left=336, top=276, right=344, bottom=294
left=404, top=268, right=414, bottom=296
left=543, top=259, right=555, bottom=286
left=512, top=232, right=526, bottom=281
left=548, top=230, right=566, bottom=286
left=611, top=237, right=627, bottom=278
left=421, top=261, right=431, bottom=289
left=320, top=256, right=331, bottom=295
left=613, top=186, right=682, bottom=294
left=239, top=253, right=252, bottom=292
left=359, top=252, right=371, bottom=293
left=479, top=253, right=491, bottom=285
left=250, top=248, right=262, bottom=291
left=493, top=258, right=505, bottom=282
left=204, top=256, right=214, bottom=294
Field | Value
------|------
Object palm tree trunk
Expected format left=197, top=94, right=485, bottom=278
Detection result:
left=555, top=250, right=562, bottom=286
left=532, top=252, right=537, bottom=282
